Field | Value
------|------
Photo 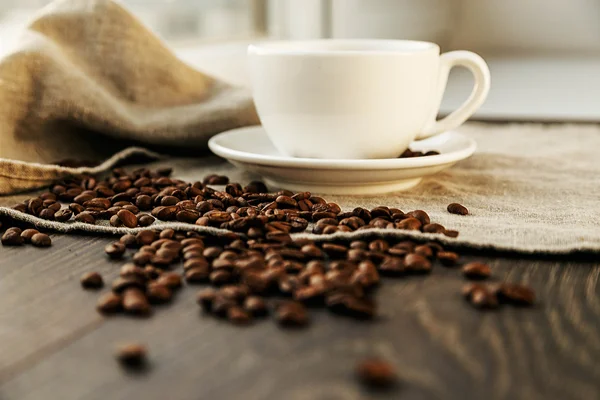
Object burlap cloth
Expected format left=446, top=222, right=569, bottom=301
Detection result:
left=0, top=0, right=598, bottom=256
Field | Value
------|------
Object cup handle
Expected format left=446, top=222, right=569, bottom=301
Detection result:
left=417, top=51, right=491, bottom=140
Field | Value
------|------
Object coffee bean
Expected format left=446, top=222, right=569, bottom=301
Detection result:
left=326, top=293, right=376, bottom=319
left=469, top=286, right=499, bottom=309
left=227, top=306, right=252, bottom=325
left=156, top=272, right=182, bottom=290
left=414, top=245, right=433, bottom=258
left=136, top=230, right=156, bottom=246
left=74, top=212, right=96, bottom=224
left=368, top=239, right=388, bottom=252
left=210, top=270, right=234, bottom=286
left=406, top=210, right=430, bottom=225
left=20, top=229, right=39, bottom=243
left=112, top=276, right=145, bottom=293
left=355, top=358, right=397, bottom=388
left=204, top=175, right=229, bottom=185
left=437, top=251, right=459, bottom=266
left=447, top=203, right=469, bottom=215
left=395, top=217, right=421, bottom=230
left=275, top=301, right=309, bottom=327
left=38, top=208, right=55, bottom=220
left=404, top=253, right=431, bottom=273
left=80, top=272, right=104, bottom=289
left=116, top=343, right=147, bottom=367
left=97, top=292, right=122, bottom=314
left=378, top=256, right=405, bottom=276
left=105, top=242, right=126, bottom=259
left=462, top=262, right=491, bottom=280
left=116, top=209, right=137, bottom=228
left=185, top=266, right=210, bottom=283
left=1, top=228, right=24, bottom=246
left=119, top=234, right=137, bottom=248
left=497, top=283, right=535, bottom=306
left=322, top=243, right=348, bottom=257
left=138, top=214, right=155, bottom=227
left=109, top=214, right=122, bottom=227
left=196, top=288, right=217, bottom=312
left=123, top=287, right=151, bottom=316
left=422, top=223, right=446, bottom=234
left=69, top=203, right=85, bottom=214
left=159, top=229, right=175, bottom=239
left=54, top=208, right=73, bottom=222
left=120, top=264, right=146, bottom=279
left=31, top=233, right=52, bottom=247
left=84, top=198, right=111, bottom=210
left=147, top=282, right=173, bottom=304
left=244, top=296, right=268, bottom=317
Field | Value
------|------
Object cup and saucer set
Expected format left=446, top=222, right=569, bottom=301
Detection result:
left=209, top=39, right=490, bottom=195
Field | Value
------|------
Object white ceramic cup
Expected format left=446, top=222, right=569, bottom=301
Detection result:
left=248, top=39, right=490, bottom=159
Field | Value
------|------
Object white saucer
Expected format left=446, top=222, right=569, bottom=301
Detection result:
left=208, top=126, right=476, bottom=195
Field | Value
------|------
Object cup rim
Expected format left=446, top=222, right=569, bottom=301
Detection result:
left=248, top=39, right=439, bottom=56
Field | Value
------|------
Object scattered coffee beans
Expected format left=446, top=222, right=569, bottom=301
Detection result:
left=355, top=358, right=397, bottom=388
left=0, top=167, right=539, bottom=382
left=447, top=202, right=469, bottom=215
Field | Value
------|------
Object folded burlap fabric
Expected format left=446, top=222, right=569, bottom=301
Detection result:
left=1, top=122, right=599, bottom=255
left=0, top=0, right=258, bottom=194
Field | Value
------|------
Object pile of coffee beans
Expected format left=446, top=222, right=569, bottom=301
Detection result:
left=6, top=168, right=459, bottom=238
left=0, top=167, right=537, bottom=380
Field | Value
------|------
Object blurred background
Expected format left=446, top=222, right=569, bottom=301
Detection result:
left=0, top=0, right=599, bottom=121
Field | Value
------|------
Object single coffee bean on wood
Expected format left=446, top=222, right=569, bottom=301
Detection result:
left=105, top=242, right=126, bottom=259
left=355, top=358, right=397, bottom=388
left=80, top=272, right=104, bottom=289
left=122, top=287, right=151, bottom=316
left=447, top=203, right=469, bottom=215
left=31, top=233, right=52, bottom=247
left=497, top=283, right=535, bottom=306
left=462, top=262, right=491, bottom=280
left=275, top=301, right=309, bottom=328
left=97, top=292, right=123, bottom=314
left=437, top=251, right=459, bottom=266
left=1, top=228, right=24, bottom=246
left=116, top=343, right=147, bottom=367
left=147, top=283, right=173, bottom=304
left=20, top=229, right=39, bottom=243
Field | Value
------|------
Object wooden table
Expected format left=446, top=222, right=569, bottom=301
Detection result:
left=0, top=233, right=598, bottom=400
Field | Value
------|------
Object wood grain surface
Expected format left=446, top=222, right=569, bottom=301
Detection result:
left=0, top=234, right=598, bottom=400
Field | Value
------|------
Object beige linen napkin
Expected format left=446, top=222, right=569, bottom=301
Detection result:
left=0, top=0, right=259, bottom=194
